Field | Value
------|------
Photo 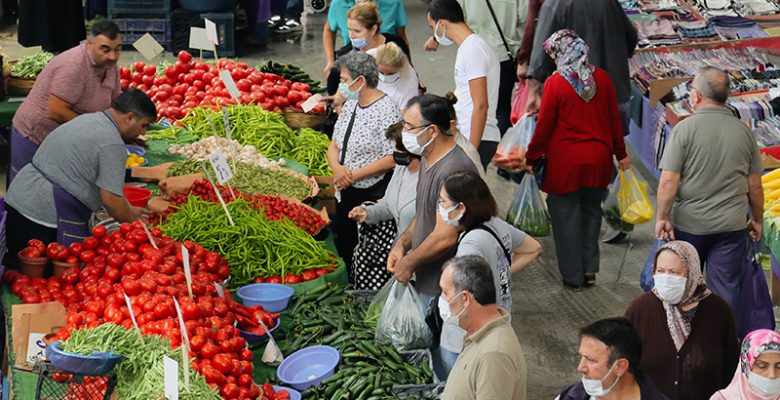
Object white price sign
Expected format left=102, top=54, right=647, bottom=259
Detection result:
left=164, top=356, right=179, bottom=400
left=208, top=150, right=233, bottom=184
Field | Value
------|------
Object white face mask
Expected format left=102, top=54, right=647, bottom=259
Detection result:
left=748, top=371, right=780, bottom=396
left=653, top=273, right=687, bottom=305
left=378, top=72, right=401, bottom=84
left=581, top=362, right=620, bottom=397
left=438, top=203, right=462, bottom=226
left=438, top=292, right=468, bottom=352
left=433, top=20, right=454, bottom=47
left=401, top=126, right=433, bottom=156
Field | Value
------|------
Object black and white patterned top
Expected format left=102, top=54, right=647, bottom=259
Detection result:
left=332, top=96, right=401, bottom=189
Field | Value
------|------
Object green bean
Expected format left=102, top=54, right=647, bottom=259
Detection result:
left=159, top=196, right=336, bottom=288
left=289, top=128, right=332, bottom=176
left=11, top=52, right=54, bottom=78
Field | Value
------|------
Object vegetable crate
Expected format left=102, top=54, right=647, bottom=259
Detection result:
left=171, top=10, right=236, bottom=57
left=393, top=350, right=443, bottom=399
left=35, top=362, right=118, bottom=400
left=115, top=18, right=171, bottom=49
left=108, top=0, right=171, bottom=19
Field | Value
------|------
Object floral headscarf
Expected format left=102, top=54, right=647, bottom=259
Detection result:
left=651, top=240, right=711, bottom=351
left=715, top=329, right=780, bottom=400
left=543, top=29, right=597, bottom=102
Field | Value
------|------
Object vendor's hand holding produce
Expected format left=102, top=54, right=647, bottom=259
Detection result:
left=11, top=51, right=54, bottom=78
left=120, top=52, right=320, bottom=120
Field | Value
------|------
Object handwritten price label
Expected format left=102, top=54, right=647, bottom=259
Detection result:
left=208, top=150, right=233, bottom=185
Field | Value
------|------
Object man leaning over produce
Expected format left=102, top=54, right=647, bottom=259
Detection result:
left=9, top=20, right=122, bottom=183
left=3, top=89, right=155, bottom=269
left=439, top=255, right=527, bottom=399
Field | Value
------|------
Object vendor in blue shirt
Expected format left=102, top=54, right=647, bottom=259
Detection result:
left=323, top=0, right=409, bottom=80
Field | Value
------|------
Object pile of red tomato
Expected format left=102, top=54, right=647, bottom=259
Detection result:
left=119, top=51, right=319, bottom=120
left=5, top=222, right=280, bottom=399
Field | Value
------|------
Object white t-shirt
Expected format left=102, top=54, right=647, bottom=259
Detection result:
left=456, top=217, right=526, bottom=315
left=367, top=48, right=420, bottom=111
left=453, top=34, right=501, bottom=143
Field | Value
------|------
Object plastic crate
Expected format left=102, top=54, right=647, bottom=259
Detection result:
left=108, top=0, right=170, bottom=18
left=171, top=10, right=236, bottom=57
left=35, top=362, right=118, bottom=400
left=115, top=18, right=171, bottom=48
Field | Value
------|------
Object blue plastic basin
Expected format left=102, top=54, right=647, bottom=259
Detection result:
left=47, top=341, right=123, bottom=375
left=126, top=144, right=146, bottom=156
left=236, top=283, right=294, bottom=312
left=239, top=317, right=281, bottom=344
left=277, top=345, right=340, bottom=391
left=272, top=386, right=301, bottom=400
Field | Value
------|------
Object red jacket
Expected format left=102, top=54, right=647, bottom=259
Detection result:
left=526, top=68, right=627, bottom=194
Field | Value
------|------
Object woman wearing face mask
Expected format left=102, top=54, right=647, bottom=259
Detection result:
left=508, top=29, right=631, bottom=292
left=349, top=122, right=420, bottom=239
left=712, top=329, right=780, bottom=400
left=366, top=43, right=420, bottom=112
left=325, top=2, right=412, bottom=98
left=327, top=51, right=401, bottom=275
left=435, top=170, right=541, bottom=376
left=625, top=240, right=739, bottom=400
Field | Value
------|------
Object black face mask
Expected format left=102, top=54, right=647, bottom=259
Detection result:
left=393, top=151, right=418, bottom=166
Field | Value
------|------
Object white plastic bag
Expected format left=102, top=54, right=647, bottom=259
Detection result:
left=375, top=278, right=432, bottom=351
left=496, top=113, right=536, bottom=161
left=506, top=173, right=550, bottom=236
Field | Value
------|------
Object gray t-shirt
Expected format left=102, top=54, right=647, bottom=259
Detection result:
left=457, top=217, right=526, bottom=315
left=7, top=111, right=126, bottom=227
left=411, top=144, right=480, bottom=296
left=658, top=107, right=761, bottom=235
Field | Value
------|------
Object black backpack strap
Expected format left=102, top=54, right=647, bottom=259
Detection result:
left=458, top=224, right=512, bottom=265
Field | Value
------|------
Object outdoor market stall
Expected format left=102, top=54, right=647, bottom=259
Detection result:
left=0, top=51, right=440, bottom=400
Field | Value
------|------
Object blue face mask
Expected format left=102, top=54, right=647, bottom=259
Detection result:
left=433, top=20, right=454, bottom=46
left=351, top=36, right=369, bottom=49
left=338, top=78, right=364, bottom=101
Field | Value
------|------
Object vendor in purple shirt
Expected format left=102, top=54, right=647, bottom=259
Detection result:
left=9, top=20, right=122, bottom=183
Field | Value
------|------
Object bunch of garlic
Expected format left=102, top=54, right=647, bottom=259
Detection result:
left=168, top=136, right=285, bottom=168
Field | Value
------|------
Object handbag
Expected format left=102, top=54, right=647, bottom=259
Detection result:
left=351, top=202, right=397, bottom=290
left=738, top=240, right=776, bottom=338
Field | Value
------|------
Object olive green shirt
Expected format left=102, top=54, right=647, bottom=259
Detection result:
left=659, top=107, right=761, bottom=235
left=442, top=309, right=527, bottom=400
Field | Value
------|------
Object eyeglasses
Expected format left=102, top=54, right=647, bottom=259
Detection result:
left=402, top=121, right=432, bottom=131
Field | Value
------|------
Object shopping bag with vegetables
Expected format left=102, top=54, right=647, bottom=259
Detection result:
left=603, top=178, right=635, bottom=233
left=617, top=168, right=654, bottom=224
left=495, top=113, right=536, bottom=162
left=375, top=278, right=432, bottom=351
left=506, top=173, right=551, bottom=236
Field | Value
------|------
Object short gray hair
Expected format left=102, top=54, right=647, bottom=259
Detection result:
left=443, top=256, right=496, bottom=305
left=334, top=51, right=379, bottom=88
left=692, top=66, right=729, bottom=104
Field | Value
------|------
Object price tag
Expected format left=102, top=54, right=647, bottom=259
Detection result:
left=219, top=70, right=241, bottom=101
left=139, top=221, right=159, bottom=250
left=122, top=292, right=142, bottom=336
left=205, top=19, right=219, bottom=45
left=158, top=117, right=173, bottom=128
left=209, top=150, right=233, bottom=185
left=181, top=245, right=193, bottom=298
left=172, top=297, right=191, bottom=387
left=200, top=164, right=235, bottom=226
left=164, top=356, right=179, bottom=400
left=222, top=107, right=231, bottom=140
left=133, top=33, right=164, bottom=61
left=302, top=94, right=323, bottom=113
left=214, top=282, right=225, bottom=298
left=189, top=27, right=212, bottom=51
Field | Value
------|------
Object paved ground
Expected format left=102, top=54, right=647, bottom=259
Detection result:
left=0, top=2, right=656, bottom=397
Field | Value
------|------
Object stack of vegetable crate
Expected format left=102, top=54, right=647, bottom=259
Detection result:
left=109, top=0, right=172, bottom=49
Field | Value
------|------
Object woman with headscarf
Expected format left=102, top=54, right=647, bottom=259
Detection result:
left=499, top=29, right=630, bottom=291
left=625, top=240, right=739, bottom=400
left=712, top=329, right=780, bottom=399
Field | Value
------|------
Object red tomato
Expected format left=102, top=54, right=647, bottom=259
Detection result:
left=266, top=276, right=282, bottom=284
left=177, top=50, right=193, bottom=64
left=133, top=61, right=145, bottom=73
left=91, top=225, right=107, bottom=238
left=131, top=72, right=143, bottom=84
left=142, top=75, right=154, bottom=86
left=82, top=237, right=99, bottom=250
left=271, top=85, right=289, bottom=97
left=287, top=90, right=302, bottom=104
left=202, top=72, right=215, bottom=85
left=69, top=243, right=84, bottom=257
left=301, top=270, right=318, bottom=281
left=283, top=274, right=302, bottom=284
left=143, top=64, right=157, bottom=76
left=119, top=67, right=132, bottom=79
left=27, top=239, right=45, bottom=252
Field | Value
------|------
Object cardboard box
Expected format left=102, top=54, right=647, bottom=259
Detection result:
left=11, top=302, right=66, bottom=371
